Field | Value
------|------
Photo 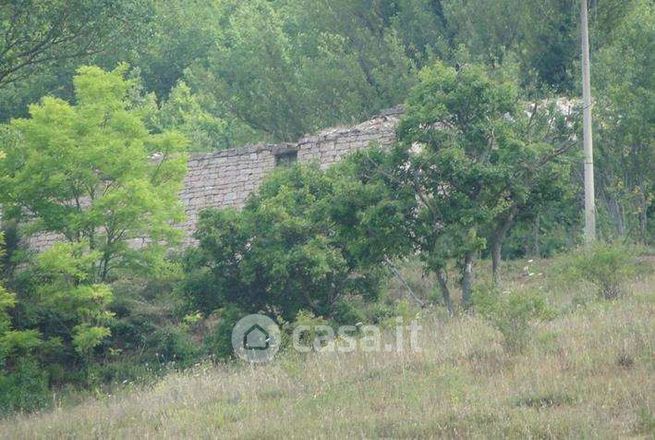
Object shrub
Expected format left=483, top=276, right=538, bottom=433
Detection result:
left=0, top=359, right=50, bottom=415
left=332, top=298, right=367, bottom=325
left=474, top=286, right=555, bottom=353
left=561, top=242, right=638, bottom=300
left=185, top=162, right=412, bottom=321
left=282, top=310, right=333, bottom=353
left=147, top=326, right=200, bottom=368
left=203, top=305, right=245, bottom=361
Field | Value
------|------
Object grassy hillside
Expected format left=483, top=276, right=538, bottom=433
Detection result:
left=2, top=259, right=654, bottom=439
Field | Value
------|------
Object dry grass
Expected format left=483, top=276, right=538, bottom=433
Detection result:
left=2, top=259, right=654, bottom=439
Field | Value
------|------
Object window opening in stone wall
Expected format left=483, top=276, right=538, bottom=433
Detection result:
left=275, top=150, right=298, bottom=167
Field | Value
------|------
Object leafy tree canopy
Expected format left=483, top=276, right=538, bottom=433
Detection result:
left=0, top=65, right=188, bottom=281
left=0, top=0, right=153, bottom=90
left=185, top=157, right=414, bottom=320
left=394, top=62, right=576, bottom=304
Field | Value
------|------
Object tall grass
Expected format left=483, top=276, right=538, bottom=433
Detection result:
left=1, top=257, right=654, bottom=439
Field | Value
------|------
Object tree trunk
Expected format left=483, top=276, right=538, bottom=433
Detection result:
left=461, top=252, right=475, bottom=309
left=437, top=268, right=453, bottom=317
left=491, top=206, right=517, bottom=286
left=491, top=239, right=502, bottom=286
left=638, top=188, right=648, bottom=243
left=533, top=215, right=541, bottom=258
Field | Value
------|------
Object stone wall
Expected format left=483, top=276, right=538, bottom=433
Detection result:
left=26, top=107, right=403, bottom=250
left=178, top=106, right=402, bottom=242
left=296, top=106, right=400, bottom=168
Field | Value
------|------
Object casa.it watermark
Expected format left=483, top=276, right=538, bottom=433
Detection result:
left=232, top=314, right=422, bottom=363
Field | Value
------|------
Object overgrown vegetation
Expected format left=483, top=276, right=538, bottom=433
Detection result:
left=0, top=261, right=653, bottom=438
left=0, top=1, right=654, bottom=434
left=559, top=242, right=640, bottom=300
left=390, top=62, right=575, bottom=308
left=183, top=154, right=413, bottom=322
left=474, top=286, right=556, bottom=352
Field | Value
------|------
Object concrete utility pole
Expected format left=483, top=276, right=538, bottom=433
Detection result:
left=581, top=0, right=596, bottom=244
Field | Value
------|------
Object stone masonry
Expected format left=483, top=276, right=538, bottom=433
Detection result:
left=27, top=107, right=403, bottom=250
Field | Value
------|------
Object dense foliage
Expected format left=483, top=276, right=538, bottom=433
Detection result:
left=0, top=0, right=653, bottom=417
left=389, top=62, right=576, bottom=308
left=1, top=65, right=188, bottom=280
left=184, top=156, right=414, bottom=321
left=0, top=66, right=188, bottom=413
left=0, top=1, right=641, bottom=146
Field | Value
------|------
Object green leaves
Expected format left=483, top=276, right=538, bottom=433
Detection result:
left=153, top=82, right=229, bottom=152
left=186, top=159, right=413, bottom=320
left=72, top=325, right=111, bottom=358
left=398, top=62, right=518, bottom=249
left=0, top=330, right=43, bottom=361
left=558, top=243, right=640, bottom=300
left=394, top=61, right=576, bottom=301
left=0, top=287, right=16, bottom=336
left=31, top=242, right=114, bottom=338
left=0, top=233, right=46, bottom=374
left=474, top=286, right=555, bottom=352
left=593, top=0, right=655, bottom=241
left=179, top=0, right=418, bottom=143
left=0, top=242, right=114, bottom=372
left=0, top=0, right=153, bottom=90
left=1, top=65, right=188, bottom=281
left=0, top=66, right=188, bottom=387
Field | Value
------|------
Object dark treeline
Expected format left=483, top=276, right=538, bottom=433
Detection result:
left=0, top=1, right=636, bottom=143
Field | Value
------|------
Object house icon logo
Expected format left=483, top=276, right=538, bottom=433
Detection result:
left=232, top=314, right=280, bottom=363
left=243, top=324, right=270, bottom=351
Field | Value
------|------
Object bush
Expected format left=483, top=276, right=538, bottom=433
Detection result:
left=561, top=243, right=638, bottom=300
left=332, top=298, right=367, bottom=325
left=147, top=326, right=200, bottom=368
left=0, top=359, right=50, bottom=415
left=474, top=286, right=555, bottom=353
left=281, top=310, right=333, bottom=353
left=185, top=162, right=412, bottom=321
left=203, top=305, right=245, bottom=361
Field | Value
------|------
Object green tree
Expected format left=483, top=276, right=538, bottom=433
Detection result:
left=153, top=81, right=230, bottom=151
left=284, top=0, right=417, bottom=109
left=594, top=0, right=655, bottom=242
left=185, top=159, right=412, bottom=320
left=184, top=0, right=417, bottom=144
left=0, top=241, right=115, bottom=411
left=14, top=243, right=114, bottom=364
left=384, top=0, right=453, bottom=65
left=440, top=0, right=579, bottom=92
left=0, top=227, right=52, bottom=415
left=395, top=62, right=575, bottom=308
left=484, top=100, right=577, bottom=283
left=0, top=65, right=188, bottom=281
left=192, top=0, right=310, bottom=142
left=0, top=0, right=153, bottom=90
left=130, top=0, right=217, bottom=100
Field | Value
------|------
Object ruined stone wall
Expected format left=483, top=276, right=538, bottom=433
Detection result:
left=296, top=106, right=400, bottom=168
left=180, top=144, right=278, bottom=242
left=178, top=106, right=402, bottom=242
left=26, top=107, right=403, bottom=250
